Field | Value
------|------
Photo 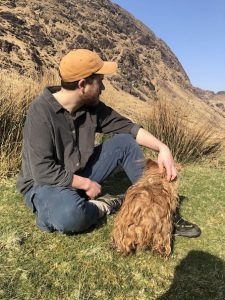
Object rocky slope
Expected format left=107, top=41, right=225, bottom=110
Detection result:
left=0, top=0, right=225, bottom=127
left=0, top=0, right=191, bottom=100
left=193, top=88, right=225, bottom=115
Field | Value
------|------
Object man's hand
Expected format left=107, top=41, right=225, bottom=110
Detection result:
left=85, top=179, right=102, bottom=199
left=72, top=175, right=102, bottom=198
left=136, top=128, right=177, bottom=181
left=158, top=144, right=177, bottom=181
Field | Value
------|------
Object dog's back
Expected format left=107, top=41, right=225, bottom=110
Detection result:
left=112, top=159, right=178, bottom=256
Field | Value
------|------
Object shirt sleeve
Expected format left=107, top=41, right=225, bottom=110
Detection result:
left=96, top=101, right=142, bottom=138
left=24, top=104, right=73, bottom=187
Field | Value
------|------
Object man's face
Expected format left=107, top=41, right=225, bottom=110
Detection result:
left=82, top=75, right=105, bottom=106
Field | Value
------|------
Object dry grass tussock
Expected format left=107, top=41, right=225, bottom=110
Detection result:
left=138, top=98, right=223, bottom=163
left=0, top=70, right=58, bottom=178
left=0, top=71, right=222, bottom=178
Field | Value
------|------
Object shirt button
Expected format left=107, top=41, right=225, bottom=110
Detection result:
left=76, top=162, right=80, bottom=167
left=72, top=130, right=75, bottom=134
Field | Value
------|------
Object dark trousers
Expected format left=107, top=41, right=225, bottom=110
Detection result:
left=25, top=134, right=144, bottom=233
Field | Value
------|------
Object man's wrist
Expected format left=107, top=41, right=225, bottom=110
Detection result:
left=158, top=143, right=168, bottom=152
left=83, top=178, right=92, bottom=191
left=72, top=175, right=91, bottom=191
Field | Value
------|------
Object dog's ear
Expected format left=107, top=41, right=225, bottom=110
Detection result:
left=145, top=158, right=158, bottom=170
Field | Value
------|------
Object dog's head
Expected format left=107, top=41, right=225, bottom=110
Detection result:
left=144, top=159, right=165, bottom=178
left=144, top=158, right=181, bottom=183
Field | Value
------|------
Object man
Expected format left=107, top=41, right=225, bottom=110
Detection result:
left=16, top=49, right=201, bottom=237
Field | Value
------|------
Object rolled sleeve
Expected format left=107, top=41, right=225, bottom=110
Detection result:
left=96, top=101, right=142, bottom=137
left=130, top=124, right=143, bottom=138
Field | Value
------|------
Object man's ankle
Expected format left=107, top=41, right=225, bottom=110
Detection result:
left=89, top=194, right=124, bottom=218
left=89, top=199, right=110, bottom=218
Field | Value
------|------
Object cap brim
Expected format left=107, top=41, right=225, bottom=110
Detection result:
left=95, top=61, right=117, bottom=75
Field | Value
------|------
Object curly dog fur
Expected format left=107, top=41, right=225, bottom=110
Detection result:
left=112, top=159, right=179, bottom=256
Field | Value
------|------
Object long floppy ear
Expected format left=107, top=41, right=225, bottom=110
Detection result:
left=145, top=158, right=158, bottom=170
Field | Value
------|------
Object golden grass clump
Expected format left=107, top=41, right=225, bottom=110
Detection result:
left=139, top=98, right=222, bottom=163
left=0, top=70, right=58, bottom=178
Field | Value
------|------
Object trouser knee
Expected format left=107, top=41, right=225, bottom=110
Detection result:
left=26, top=186, right=100, bottom=234
left=57, top=209, right=88, bottom=233
left=52, top=202, right=99, bottom=234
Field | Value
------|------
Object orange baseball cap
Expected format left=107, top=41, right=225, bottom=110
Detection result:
left=59, top=49, right=117, bottom=82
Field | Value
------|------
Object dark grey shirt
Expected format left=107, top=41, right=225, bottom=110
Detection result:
left=16, top=87, right=142, bottom=194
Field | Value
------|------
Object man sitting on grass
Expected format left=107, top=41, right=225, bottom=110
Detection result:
left=16, top=49, right=201, bottom=237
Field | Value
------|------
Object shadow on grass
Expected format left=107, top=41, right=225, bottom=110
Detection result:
left=158, top=250, right=225, bottom=300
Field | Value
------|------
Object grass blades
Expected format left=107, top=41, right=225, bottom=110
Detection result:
left=139, top=98, right=222, bottom=163
left=1, top=162, right=225, bottom=300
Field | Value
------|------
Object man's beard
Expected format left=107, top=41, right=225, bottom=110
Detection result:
left=84, top=91, right=101, bottom=106
left=85, top=96, right=100, bottom=106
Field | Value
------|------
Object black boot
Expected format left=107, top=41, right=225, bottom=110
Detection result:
left=173, top=213, right=201, bottom=238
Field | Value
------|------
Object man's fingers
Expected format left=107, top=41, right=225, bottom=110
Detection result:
left=86, top=181, right=102, bottom=199
left=158, top=161, right=164, bottom=174
left=168, top=166, right=177, bottom=181
left=171, top=171, right=177, bottom=181
left=166, top=168, right=172, bottom=181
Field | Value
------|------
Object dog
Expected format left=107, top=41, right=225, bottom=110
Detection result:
left=111, top=159, right=179, bottom=257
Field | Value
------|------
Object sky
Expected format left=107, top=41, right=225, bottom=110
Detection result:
left=112, top=0, right=225, bottom=92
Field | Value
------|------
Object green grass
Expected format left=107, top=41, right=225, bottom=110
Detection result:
left=1, top=162, right=225, bottom=300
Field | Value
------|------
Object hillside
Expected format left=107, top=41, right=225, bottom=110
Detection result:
left=194, top=88, right=225, bottom=116
left=0, top=0, right=225, bottom=130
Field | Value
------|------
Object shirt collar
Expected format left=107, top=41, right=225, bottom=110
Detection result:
left=42, top=86, right=98, bottom=117
left=43, top=86, right=64, bottom=113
